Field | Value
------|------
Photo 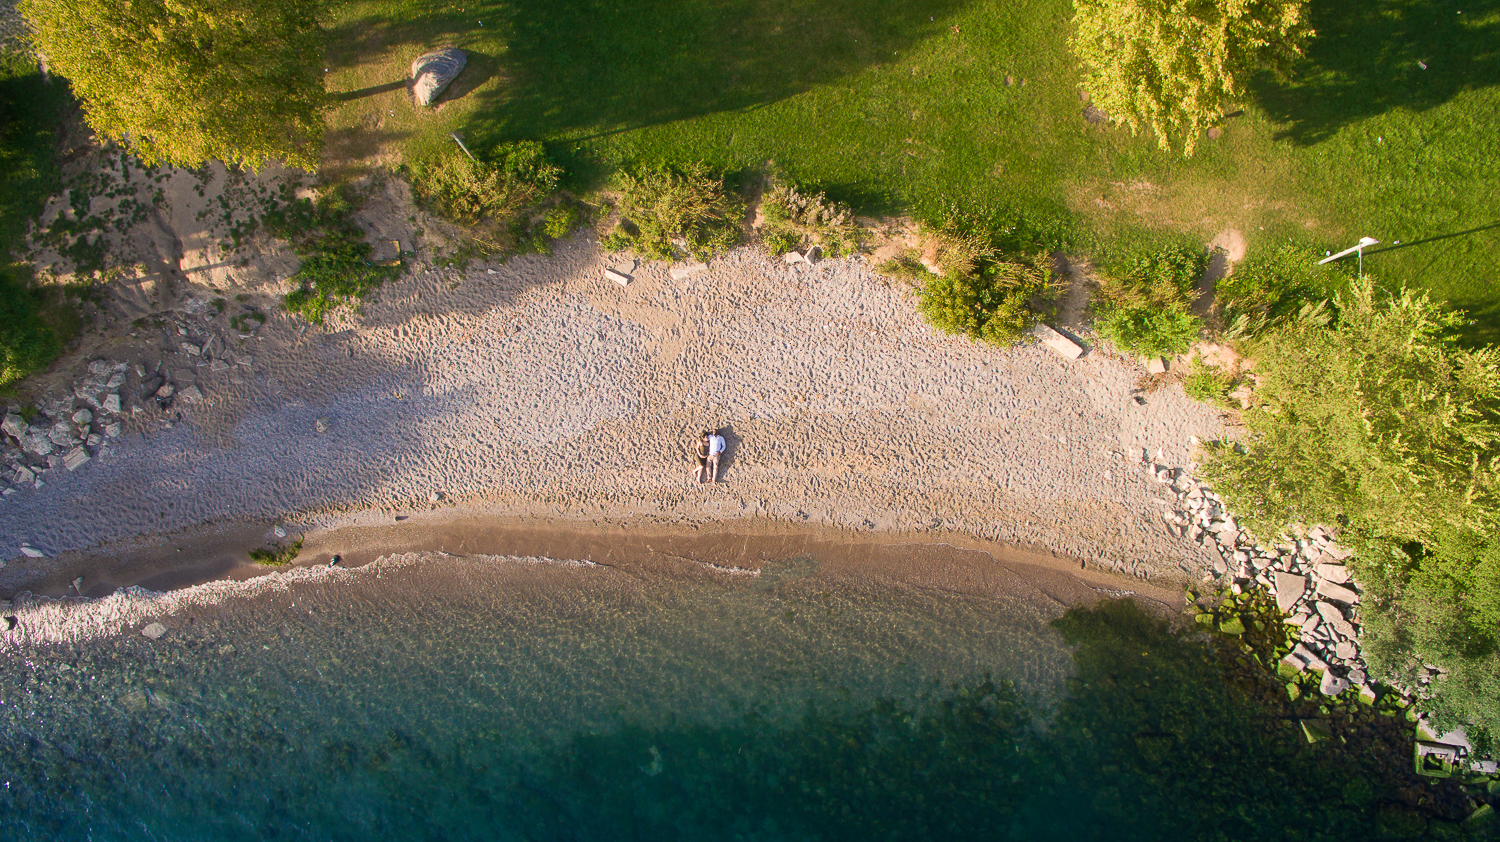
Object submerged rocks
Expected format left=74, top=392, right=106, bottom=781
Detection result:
left=411, top=48, right=467, bottom=107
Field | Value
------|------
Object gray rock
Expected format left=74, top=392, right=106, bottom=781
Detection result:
left=19, top=545, right=45, bottom=558
left=141, top=622, right=168, bottom=640
left=604, top=267, right=632, bottom=286
left=102, top=393, right=121, bottom=414
left=1317, top=579, right=1360, bottom=604
left=47, top=424, right=73, bottom=447
left=1146, top=357, right=1167, bottom=375
left=85, top=434, right=102, bottom=448
left=411, top=47, right=467, bottom=107
left=1334, top=640, right=1358, bottom=659
left=1319, top=671, right=1350, bottom=696
left=155, top=383, right=175, bottom=399
left=104, top=423, right=121, bottom=438
left=1314, top=601, right=1344, bottom=624
left=0, top=414, right=24, bottom=440
left=1291, top=644, right=1326, bottom=671
left=1333, top=619, right=1357, bottom=638
left=13, top=465, right=34, bottom=484
left=1348, top=669, right=1367, bottom=685
left=315, top=417, right=331, bottom=434
left=63, top=447, right=90, bottom=471
left=177, top=385, right=203, bottom=403
left=1273, top=572, right=1306, bottom=612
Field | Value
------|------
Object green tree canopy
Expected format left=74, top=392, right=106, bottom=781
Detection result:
left=19, top=0, right=329, bottom=170
left=1203, top=278, right=1500, bottom=542
left=1070, top=0, right=1313, bottom=155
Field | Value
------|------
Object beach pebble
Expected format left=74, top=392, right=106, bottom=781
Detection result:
left=141, top=622, right=168, bottom=640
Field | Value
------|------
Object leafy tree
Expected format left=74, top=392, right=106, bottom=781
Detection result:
left=1358, top=527, right=1500, bottom=747
left=1202, top=278, right=1500, bottom=542
left=19, top=0, right=328, bottom=170
left=1070, top=0, right=1313, bottom=154
left=1203, top=278, right=1500, bottom=743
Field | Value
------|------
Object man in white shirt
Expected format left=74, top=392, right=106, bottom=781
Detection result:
left=707, top=430, right=727, bottom=482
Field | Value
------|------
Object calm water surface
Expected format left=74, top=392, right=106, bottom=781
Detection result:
left=0, top=551, right=1078, bottom=840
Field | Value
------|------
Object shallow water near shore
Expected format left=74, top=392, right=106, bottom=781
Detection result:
left=0, top=548, right=1082, bottom=840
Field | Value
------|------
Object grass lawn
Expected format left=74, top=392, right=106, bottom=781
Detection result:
left=0, top=49, right=75, bottom=391
left=324, top=0, right=1500, bottom=339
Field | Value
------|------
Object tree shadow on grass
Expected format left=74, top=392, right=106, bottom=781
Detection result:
left=324, top=0, right=966, bottom=152
left=1252, top=0, right=1500, bottom=145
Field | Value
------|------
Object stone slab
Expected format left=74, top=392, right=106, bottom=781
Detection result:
left=1272, top=572, right=1306, bottom=612
left=63, top=447, right=90, bottom=471
left=1315, top=562, right=1350, bottom=583
left=1032, top=324, right=1083, bottom=360
left=1317, top=579, right=1360, bottom=605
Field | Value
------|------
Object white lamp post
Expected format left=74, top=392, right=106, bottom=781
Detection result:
left=1318, top=237, right=1380, bottom=276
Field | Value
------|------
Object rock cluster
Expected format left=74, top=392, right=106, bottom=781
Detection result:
left=1, top=307, right=256, bottom=507
left=1140, top=452, right=1368, bottom=695
left=1, top=359, right=130, bottom=495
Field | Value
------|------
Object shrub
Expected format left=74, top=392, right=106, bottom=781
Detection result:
left=406, top=142, right=562, bottom=226
left=762, top=228, right=801, bottom=256
left=1358, top=528, right=1500, bottom=748
left=758, top=175, right=864, bottom=258
left=914, top=230, right=1052, bottom=347
left=249, top=538, right=302, bottom=566
left=269, top=186, right=400, bottom=324
left=1218, top=244, right=1343, bottom=339
left=609, top=164, right=743, bottom=261
left=1091, top=243, right=1205, bottom=356
left=1181, top=357, right=1232, bottom=404
left=1201, top=278, right=1500, bottom=542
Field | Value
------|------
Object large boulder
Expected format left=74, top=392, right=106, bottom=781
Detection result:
left=411, top=48, right=467, bottom=107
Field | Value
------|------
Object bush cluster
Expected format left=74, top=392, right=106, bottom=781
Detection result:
left=1091, top=243, right=1205, bottom=357
left=604, top=164, right=743, bottom=261
left=1217, top=243, right=1344, bottom=339
left=406, top=142, right=561, bottom=226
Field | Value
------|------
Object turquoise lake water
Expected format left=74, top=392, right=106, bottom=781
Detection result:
left=0, top=552, right=1078, bottom=840
left=0, top=551, right=1472, bottom=840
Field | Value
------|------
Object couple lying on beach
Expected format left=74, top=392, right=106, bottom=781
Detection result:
left=694, top=429, right=727, bottom=483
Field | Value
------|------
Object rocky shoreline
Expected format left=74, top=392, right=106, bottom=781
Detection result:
left=1143, top=452, right=1497, bottom=775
